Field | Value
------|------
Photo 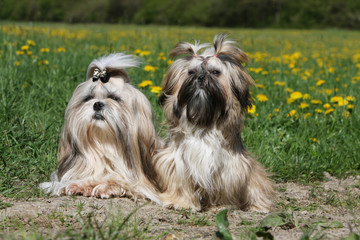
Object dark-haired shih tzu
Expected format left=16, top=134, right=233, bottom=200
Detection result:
left=40, top=53, right=161, bottom=204
left=153, top=35, right=275, bottom=212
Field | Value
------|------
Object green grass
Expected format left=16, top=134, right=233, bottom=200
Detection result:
left=0, top=22, right=360, bottom=201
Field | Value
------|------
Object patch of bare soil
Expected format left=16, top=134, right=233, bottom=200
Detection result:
left=1, top=173, right=359, bottom=239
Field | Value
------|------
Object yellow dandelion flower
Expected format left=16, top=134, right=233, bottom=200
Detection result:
left=287, top=97, right=295, bottom=104
left=328, top=67, right=335, bottom=73
left=248, top=105, right=256, bottom=114
left=167, top=59, right=174, bottom=65
left=304, top=113, right=311, bottom=119
left=40, top=48, right=50, bottom=53
left=312, top=138, right=318, bottom=143
left=286, top=88, right=293, bottom=93
left=274, top=81, right=285, bottom=86
left=27, top=51, right=32, bottom=56
left=311, top=99, right=322, bottom=105
left=158, top=52, right=166, bottom=61
left=292, top=51, right=301, bottom=59
left=303, top=93, right=311, bottom=99
left=256, top=84, right=265, bottom=88
left=256, top=94, right=268, bottom=102
left=54, top=47, right=66, bottom=52
left=262, top=71, right=269, bottom=75
left=346, top=96, right=356, bottom=101
left=254, top=67, right=263, bottom=73
left=352, top=76, right=360, bottom=82
left=135, top=49, right=142, bottom=54
left=287, top=110, right=297, bottom=117
left=27, top=40, right=36, bottom=46
left=330, top=96, right=343, bottom=103
left=275, top=108, right=280, bottom=113
left=140, top=51, right=150, bottom=56
left=315, top=109, right=323, bottom=113
left=291, top=68, right=300, bottom=74
left=21, top=45, right=29, bottom=51
left=342, top=111, right=350, bottom=118
left=336, top=99, right=349, bottom=107
left=144, top=65, right=156, bottom=72
left=348, top=104, right=354, bottom=109
left=16, top=51, right=25, bottom=55
left=325, top=108, right=334, bottom=115
left=316, top=58, right=323, bottom=67
left=299, top=102, right=309, bottom=109
left=356, top=63, right=360, bottom=68
left=318, top=88, right=333, bottom=95
left=150, top=86, right=162, bottom=94
left=14, top=61, right=20, bottom=66
left=323, top=103, right=331, bottom=109
left=38, top=60, right=49, bottom=65
left=138, top=80, right=153, bottom=88
left=290, top=91, right=303, bottom=100
left=316, top=80, right=325, bottom=86
left=303, top=70, right=311, bottom=77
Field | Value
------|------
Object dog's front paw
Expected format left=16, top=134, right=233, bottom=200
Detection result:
left=91, top=183, right=126, bottom=199
left=65, top=183, right=83, bottom=196
left=160, top=193, right=201, bottom=211
left=65, top=183, right=94, bottom=197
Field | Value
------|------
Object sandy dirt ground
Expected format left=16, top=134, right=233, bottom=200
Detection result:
left=1, top=173, right=359, bottom=239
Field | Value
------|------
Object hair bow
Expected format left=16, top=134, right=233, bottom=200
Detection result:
left=93, top=68, right=110, bottom=83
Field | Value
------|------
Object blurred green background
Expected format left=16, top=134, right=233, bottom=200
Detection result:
left=1, top=0, right=360, bottom=29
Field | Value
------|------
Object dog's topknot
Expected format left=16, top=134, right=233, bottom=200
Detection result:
left=213, top=34, right=249, bottom=64
left=169, top=41, right=209, bottom=59
left=86, top=53, right=139, bottom=83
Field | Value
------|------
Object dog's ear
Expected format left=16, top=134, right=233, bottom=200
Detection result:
left=57, top=129, right=78, bottom=180
left=169, top=41, right=209, bottom=59
left=213, top=34, right=254, bottom=112
left=213, top=34, right=249, bottom=64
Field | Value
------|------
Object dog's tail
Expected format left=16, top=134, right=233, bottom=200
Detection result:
left=86, top=53, right=139, bottom=82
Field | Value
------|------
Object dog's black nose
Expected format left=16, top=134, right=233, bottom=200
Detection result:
left=93, top=101, right=104, bottom=111
left=197, top=75, right=206, bottom=86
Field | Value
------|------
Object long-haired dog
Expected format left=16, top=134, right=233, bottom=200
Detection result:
left=40, top=53, right=161, bottom=204
left=153, top=35, right=275, bottom=211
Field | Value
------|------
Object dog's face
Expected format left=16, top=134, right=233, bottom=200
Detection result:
left=64, top=73, right=133, bottom=144
left=159, top=35, right=254, bottom=128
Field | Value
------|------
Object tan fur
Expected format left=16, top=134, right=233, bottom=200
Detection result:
left=40, top=53, right=162, bottom=204
left=153, top=35, right=275, bottom=212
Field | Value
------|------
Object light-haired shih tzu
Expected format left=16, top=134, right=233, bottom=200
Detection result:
left=40, top=53, right=161, bottom=204
left=153, top=35, right=275, bottom=212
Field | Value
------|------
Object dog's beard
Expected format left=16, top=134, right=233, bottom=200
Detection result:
left=177, top=74, right=227, bottom=127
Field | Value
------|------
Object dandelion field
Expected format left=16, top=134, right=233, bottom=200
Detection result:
left=1, top=22, right=360, bottom=201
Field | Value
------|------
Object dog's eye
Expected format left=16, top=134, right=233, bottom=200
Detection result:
left=83, top=95, right=94, bottom=102
left=188, top=70, right=195, bottom=75
left=108, top=94, right=121, bottom=102
left=211, top=70, right=221, bottom=76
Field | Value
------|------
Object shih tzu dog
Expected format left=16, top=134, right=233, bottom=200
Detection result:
left=153, top=35, right=275, bottom=212
left=40, top=53, right=161, bottom=204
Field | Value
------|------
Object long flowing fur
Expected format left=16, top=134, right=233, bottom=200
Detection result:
left=153, top=35, right=275, bottom=211
left=40, top=53, right=161, bottom=204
